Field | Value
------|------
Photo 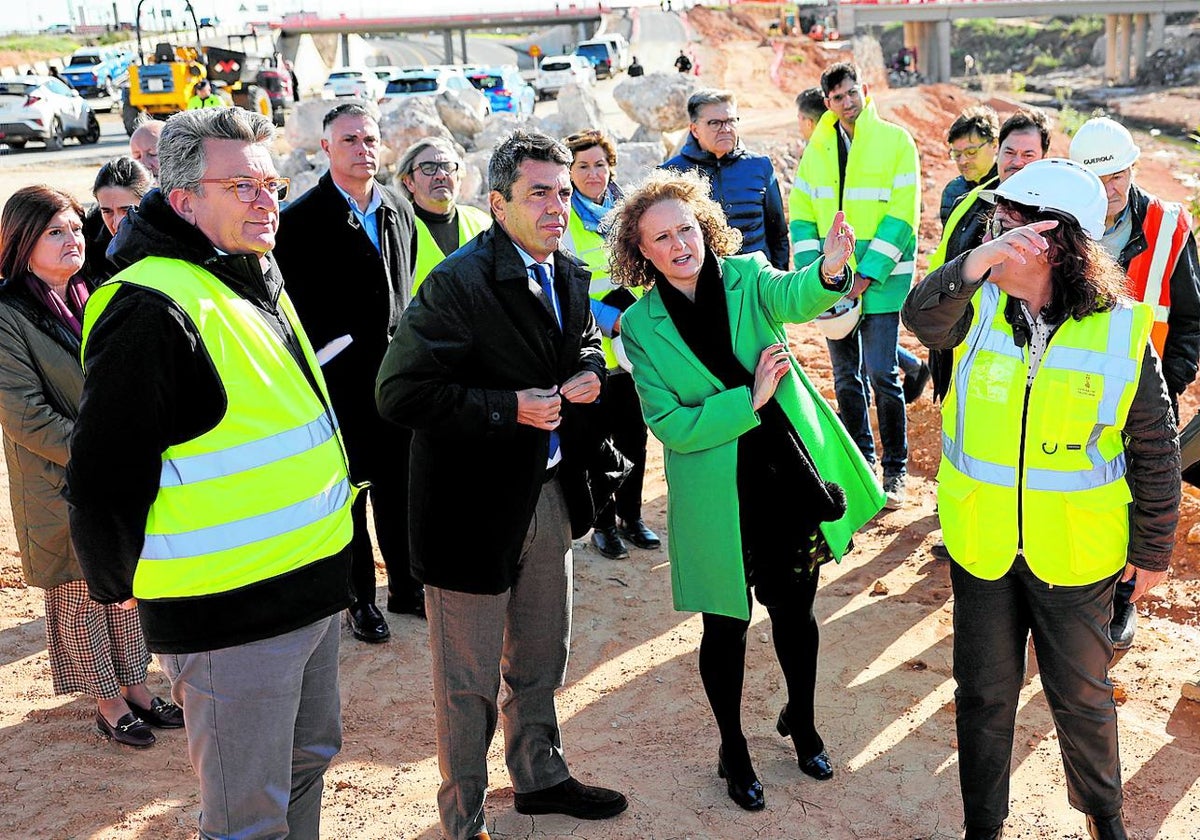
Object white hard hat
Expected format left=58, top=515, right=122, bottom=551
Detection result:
left=978, top=157, right=1107, bottom=241
left=1068, top=116, right=1140, bottom=177
left=815, top=295, right=861, bottom=341
left=611, top=334, right=633, bottom=373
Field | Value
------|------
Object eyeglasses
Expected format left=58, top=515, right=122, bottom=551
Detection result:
left=414, top=160, right=460, bottom=176
left=197, top=176, right=290, bottom=203
left=986, top=214, right=1023, bottom=240
left=949, top=140, right=990, bottom=161
left=826, top=86, right=862, bottom=106
left=702, top=117, right=739, bottom=131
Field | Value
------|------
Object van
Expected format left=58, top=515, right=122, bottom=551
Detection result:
left=535, top=54, right=595, bottom=100
left=596, top=33, right=630, bottom=72
left=575, top=39, right=618, bottom=79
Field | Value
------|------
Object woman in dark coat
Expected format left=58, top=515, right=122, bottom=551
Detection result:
left=0, top=185, right=181, bottom=747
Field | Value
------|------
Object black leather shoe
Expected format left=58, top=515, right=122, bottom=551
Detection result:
left=1086, top=812, right=1128, bottom=840
left=590, top=525, right=630, bottom=560
left=126, top=696, right=184, bottom=729
left=903, top=361, right=932, bottom=404
left=962, top=824, right=1004, bottom=840
left=717, top=746, right=765, bottom=811
left=513, top=776, right=628, bottom=820
left=776, top=709, right=833, bottom=780
left=347, top=602, right=390, bottom=642
left=96, top=711, right=155, bottom=748
left=386, top=588, right=426, bottom=619
left=618, top=518, right=661, bottom=550
left=930, top=541, right=952, bottom=561
left=1109, top=585, right=1137, bottom=650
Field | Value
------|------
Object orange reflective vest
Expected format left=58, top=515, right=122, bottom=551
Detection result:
left=1125, top=195, right=1193, bottom=357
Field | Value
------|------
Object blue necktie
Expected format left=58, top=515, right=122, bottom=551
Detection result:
left=530, top=262, right=561, bottom=464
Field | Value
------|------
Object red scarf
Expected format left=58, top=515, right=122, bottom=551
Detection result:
left=25, top=273, right=90, bottom=338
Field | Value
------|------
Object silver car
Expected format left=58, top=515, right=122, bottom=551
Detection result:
left=0, top=76, right=100, bottom=151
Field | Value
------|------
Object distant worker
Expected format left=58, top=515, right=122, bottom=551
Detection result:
left=1071, top=116, right=1200, bottom=652
left=794, top=86, right=826, bottom=146
left=790, top=61, right=921, bottom=509
left=396, top=136, right=491, bottom=294
left=628, top=56, right=644, bottom=77
left=186, top=79, right=222, bottom=109
left=675, top=49, right=692, bottom=73
left=661, top=89, right=789, bottom=271
left=286, top=59, right=300, bottom=102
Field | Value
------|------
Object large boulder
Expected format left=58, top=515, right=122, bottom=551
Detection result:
left=378, top=97, right=453, bottom=159
left=472, top=111, right=529, bottom=155
left=436, top=88, right=488, bottom=147
left=283, top=100, right=338, bottom=154
left=612, top=72, right=697, bottom=131
left=460, top=149, right=494, bottom=207
left=554, top=83, right=606, bottom=136
left=615, top=142, right=667, bottom=192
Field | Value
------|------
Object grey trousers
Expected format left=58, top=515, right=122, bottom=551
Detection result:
left=951, top=557, right=1123, bottom=828
left=426, top=478, right=573, bottom=840
left=159, top=614, right=342, bottom=840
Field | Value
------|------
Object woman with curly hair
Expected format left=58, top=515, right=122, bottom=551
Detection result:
left=608, top=168, right=884, bottom=810
left=902, top=158, right=1178, bottom=840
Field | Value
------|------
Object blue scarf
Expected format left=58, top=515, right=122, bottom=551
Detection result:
left=571, top=182, right=622, bottom=233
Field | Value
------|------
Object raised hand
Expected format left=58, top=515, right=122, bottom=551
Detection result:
left=822, top=210, right=856, bottom=278
left=964, top=219, right=1059, bottom=282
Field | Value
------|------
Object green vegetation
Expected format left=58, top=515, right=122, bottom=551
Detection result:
left=0, top=34, right=78, bottom=55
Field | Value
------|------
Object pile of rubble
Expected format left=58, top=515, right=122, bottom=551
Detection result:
left=1136, top=28, right=1200, bottom=87
left=275, top=72, right=702, bottom=207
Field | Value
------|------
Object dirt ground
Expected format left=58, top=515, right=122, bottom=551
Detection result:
left=1, top=11, right=1200, bottom=840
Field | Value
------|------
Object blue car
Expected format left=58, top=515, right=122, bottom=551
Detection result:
left=468, top=66, right=535, bottom=117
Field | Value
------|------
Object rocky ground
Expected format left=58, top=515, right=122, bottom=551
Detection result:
left=0, top=7, right=1199, bottom=840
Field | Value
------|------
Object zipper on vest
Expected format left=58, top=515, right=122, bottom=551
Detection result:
left=1016, top=380, right=1032, bottom=551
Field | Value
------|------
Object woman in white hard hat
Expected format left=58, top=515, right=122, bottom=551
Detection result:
left=901, top=158, right=1179, bottom=840
left=605, top=168, right=884, bottom=811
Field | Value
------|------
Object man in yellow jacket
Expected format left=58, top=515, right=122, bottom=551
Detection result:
left=397, top=137, right=491, bottom=294
left=186, top=79, right=223, bottom=109
left=790, top=62, right=920, bottom=508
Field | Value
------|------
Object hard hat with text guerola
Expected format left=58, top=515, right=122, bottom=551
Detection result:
left=978, top=157, right=1108, bottom=241
left=1068, top=116, right=1140, bottom=177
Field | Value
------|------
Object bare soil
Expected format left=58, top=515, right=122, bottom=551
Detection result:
left=0, top=9, right=1198, bottom=840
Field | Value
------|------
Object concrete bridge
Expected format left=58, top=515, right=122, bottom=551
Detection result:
left=835, top=0, right=1197, bottom=84
left=277, top=7, right=607, bottom=66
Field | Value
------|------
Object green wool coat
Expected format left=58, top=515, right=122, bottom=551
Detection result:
left=620, top=253, right=885, bottom=620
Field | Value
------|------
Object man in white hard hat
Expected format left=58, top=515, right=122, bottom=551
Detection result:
left=902, top=158, right=1179, bottom=840
left=1070, top=116, right=1199, bottom=651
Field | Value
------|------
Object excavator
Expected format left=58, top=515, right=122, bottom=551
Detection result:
left=121, top=0, right=273, bottom=135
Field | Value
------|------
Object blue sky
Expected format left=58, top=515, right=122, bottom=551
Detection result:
left=2, top=0, right=637, bottom=35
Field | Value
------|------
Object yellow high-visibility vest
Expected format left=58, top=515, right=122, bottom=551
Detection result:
left=562, top=208, right=642, bottom=370
left=938, top=282, right=1153, bottom=584
left=81, top=256, right=354, bottom=600
left=411, top=204, right=491, bottom=294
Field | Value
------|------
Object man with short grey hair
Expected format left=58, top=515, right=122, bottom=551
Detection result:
left=661, top=88, right=790, bottom=270
left=68, top=107, right=353, bottom=839
left=378, top=128, right=627, bottom=840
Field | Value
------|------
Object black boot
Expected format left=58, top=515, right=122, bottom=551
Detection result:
left=1109, top=579, right=1137, bottom=650
left=1086, top=812, right=1128, bottom=840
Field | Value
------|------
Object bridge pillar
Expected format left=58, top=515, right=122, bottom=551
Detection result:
left=1149, top=12, right=1166, bottom=52
left=1117, top=14, right=1133, bottom=85
left=935, top=19, right=951, bottom=84
left=1134, top=14, right=1147, bottom=78
left=460, top=29, right=469, bottom=64
left=1104, top=15, right=1117, bottom=81
left=339, top=32, right=350, bottom=67
left=443, top=29, right=454, bottom=63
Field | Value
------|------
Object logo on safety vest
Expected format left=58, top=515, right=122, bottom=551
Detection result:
left=1075, top=372, right=1097, bottom=399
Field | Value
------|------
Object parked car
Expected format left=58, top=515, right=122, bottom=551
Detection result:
left=370, top=65, right=405, bottom=84
left=575, top=39, right=618, bottom=79
left=60, top=47, right=134, bottom=102
left=0, top=76, right=101, bottom=151
left=467, top=65, right=535, bottom=116
left=596, top=33, right=630, bottom=72
left=322, top=67, right=387, bottom=101
left=535, top=55, right=595, bottom=100
left=383, top=68, right=475, bottom=103
left=44, top=24, right=72, bottom=34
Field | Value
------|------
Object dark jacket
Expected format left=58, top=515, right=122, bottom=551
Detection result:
left=274, top=172, right=417, bottom=477
left=65, top=189, right=352, bottom=654
left=0, top=280, right=85, bottom=589
left=938, top=164, right=997, bottom=227
left=1116, top=183, right=1200, bottom=399
left=376, top=223, right=606, bottom=594
left=902, top=253, right=1180, bottom=571
left=662, top=134, right=790, bottom=271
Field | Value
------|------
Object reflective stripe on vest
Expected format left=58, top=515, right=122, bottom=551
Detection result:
left=81, top=257, right=354, bottom=599
left=938, top=282, right=1152, bottom=584
left=411, top=204, right=491, bottom=294
left=1126, top=197, right=1190, bottom=356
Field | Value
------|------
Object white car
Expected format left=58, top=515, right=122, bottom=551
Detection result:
left=535, top=55, right=595, bottom=100
left=322, top=67, right=387, bottom=101
left=0, top=75, right=101, bottom=151
left=382, top=68, right=475, bottom=103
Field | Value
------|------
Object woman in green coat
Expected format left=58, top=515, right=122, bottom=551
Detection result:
left=608, top=169, right=883, bottom=810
